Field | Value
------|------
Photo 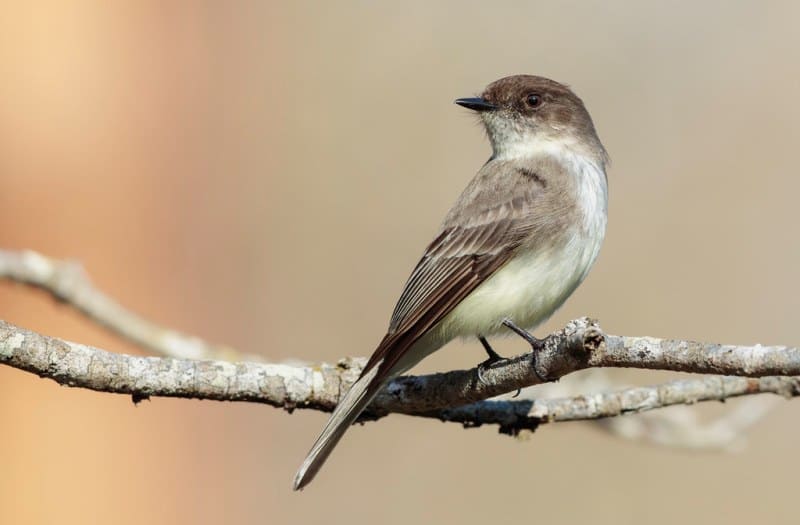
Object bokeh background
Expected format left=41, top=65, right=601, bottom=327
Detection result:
left=2, top=1, right=799, bottom=524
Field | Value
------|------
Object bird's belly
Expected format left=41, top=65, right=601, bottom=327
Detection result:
left=435, top=231, right=601, bottom=341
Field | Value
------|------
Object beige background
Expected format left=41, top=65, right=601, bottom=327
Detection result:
left=1, top=2, right=799, bottom=524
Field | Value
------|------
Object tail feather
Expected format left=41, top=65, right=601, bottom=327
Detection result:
left=292, top=365, right=382, bottom=490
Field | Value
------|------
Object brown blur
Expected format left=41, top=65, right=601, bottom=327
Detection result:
left=1, top=2, right=799, bottom=524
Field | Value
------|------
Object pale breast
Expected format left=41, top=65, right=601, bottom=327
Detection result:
left=435, top=147, right=607, bottom=341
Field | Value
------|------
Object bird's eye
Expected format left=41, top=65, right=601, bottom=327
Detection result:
left=525, top=94, right=542, bottom=108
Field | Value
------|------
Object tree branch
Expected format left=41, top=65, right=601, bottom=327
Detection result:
left=2, top=248, right=799, bottom=435
left=2, top=316, right=798, bottom=434
left=0, top=249, right=250, bottom=361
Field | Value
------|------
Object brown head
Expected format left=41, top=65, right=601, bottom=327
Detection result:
left=456, top=75, right=607, bottom=165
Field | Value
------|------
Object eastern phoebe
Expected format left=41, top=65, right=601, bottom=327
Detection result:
left=293, top=75, right=608, bottom=490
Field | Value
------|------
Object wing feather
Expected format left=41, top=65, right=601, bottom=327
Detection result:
left=361, top=200, right=530, bottom=384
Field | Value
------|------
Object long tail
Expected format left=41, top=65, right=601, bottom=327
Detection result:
left=292, top=365, right=383, bottom=490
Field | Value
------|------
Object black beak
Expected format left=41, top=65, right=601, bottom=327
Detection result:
left=454, top=97, right=497, bottom=112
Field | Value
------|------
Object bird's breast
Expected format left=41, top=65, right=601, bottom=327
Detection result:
left=436, top=150, right=607, bottom=341
left=436, top=230, right=600, bottom=340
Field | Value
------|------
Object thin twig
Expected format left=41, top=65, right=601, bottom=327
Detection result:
left=0, top=249, right=249, bottom=361
left=598, top=394, right=781, bottom=450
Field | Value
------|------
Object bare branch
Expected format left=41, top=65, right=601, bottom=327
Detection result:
left=0, top=249, right=250, bottom=361
left=2, top=248, right=799, bottom=434
left=430, top=375, right=798, bottom=434
left=1, top=318, right=798, bottom=434
left=599, top=394, right=781, bottom=451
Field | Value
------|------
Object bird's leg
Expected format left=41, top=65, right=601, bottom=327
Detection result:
left=502, top=318, right=550, bottom=383
left=479, top=336, right=503, bottom=363
left=476, top=337, right=521, bottom=397
left=476, top=336, right=503, bottom=384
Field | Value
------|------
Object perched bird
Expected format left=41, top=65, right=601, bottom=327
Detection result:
left=293, top=74, right=608, bottom=490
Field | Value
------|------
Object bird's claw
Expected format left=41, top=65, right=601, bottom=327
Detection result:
left=502, top=318, right=552, bottom=383
left=476, top=354, right=502, bottom=386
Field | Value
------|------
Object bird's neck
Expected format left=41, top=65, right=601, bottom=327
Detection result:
left=493, top=133, right=608, bottom=232
left=492, top=132, right=605, bottom=169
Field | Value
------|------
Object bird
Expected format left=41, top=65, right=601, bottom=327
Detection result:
left=293, top=74, right=608, bottom=490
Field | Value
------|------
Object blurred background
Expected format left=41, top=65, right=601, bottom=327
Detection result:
left=1, top=1, right=799, bottom=523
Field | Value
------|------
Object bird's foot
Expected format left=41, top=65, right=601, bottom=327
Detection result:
left=501, top=318, right=552, bottom=383
left=476, top=336, right=503, bottom=385
left=476, top=356, right=501, bottom=385
left=476, top=336, right=522, bottom=396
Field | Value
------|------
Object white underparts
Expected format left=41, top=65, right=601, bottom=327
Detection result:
left=433, top=137, right=608, bottom=346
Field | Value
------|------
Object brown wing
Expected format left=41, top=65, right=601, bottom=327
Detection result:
left=359, top=196, right=535, bottom=391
